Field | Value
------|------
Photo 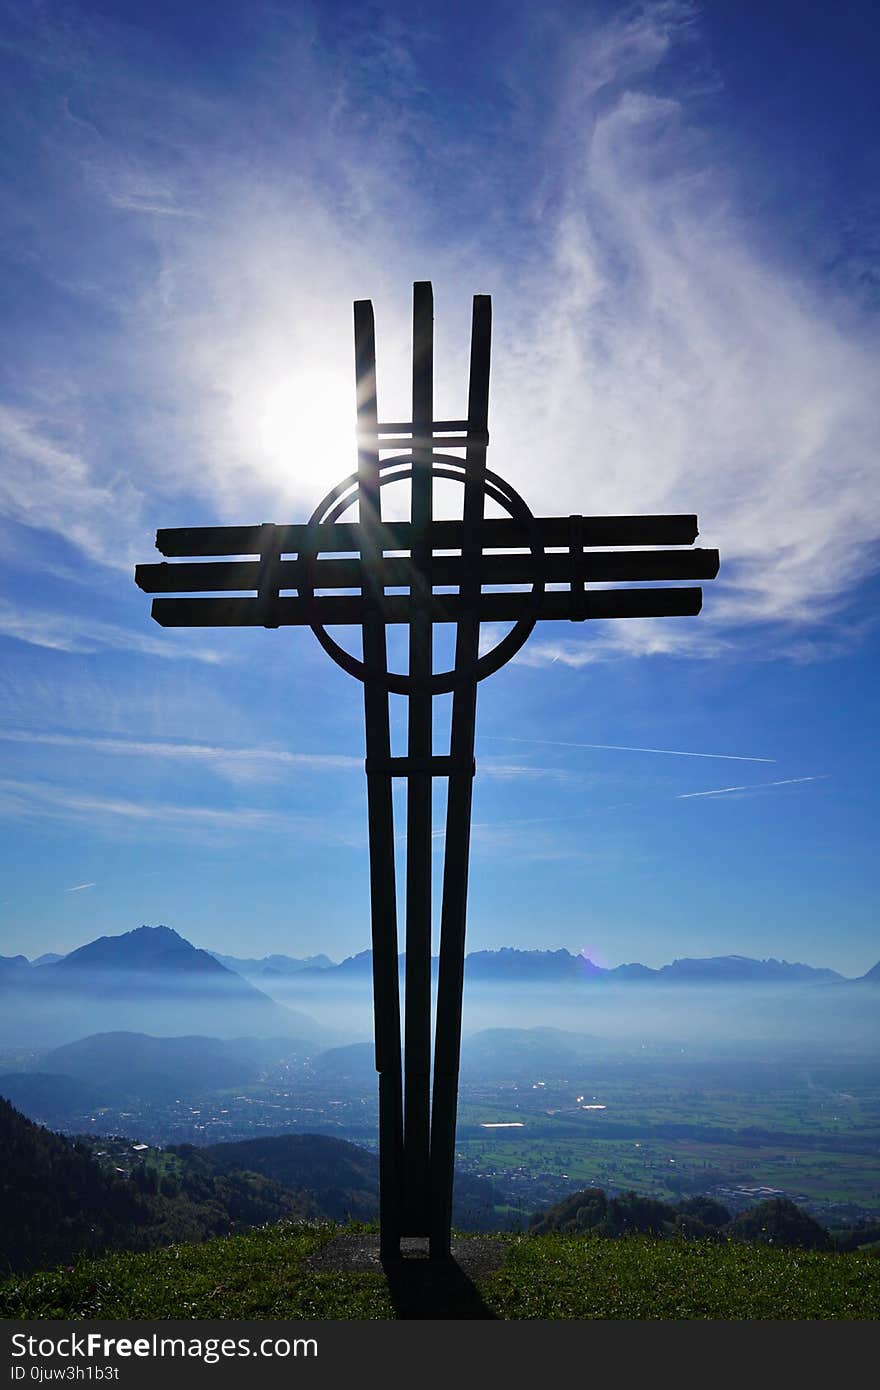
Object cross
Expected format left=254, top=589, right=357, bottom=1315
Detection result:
left=135, top=281, right=719, bottom=1259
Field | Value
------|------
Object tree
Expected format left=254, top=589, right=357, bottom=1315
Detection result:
left=732, top=1198, right=831, bottom=1251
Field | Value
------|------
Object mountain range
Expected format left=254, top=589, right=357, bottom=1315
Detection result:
left=274, top=945, right=876, bottom=985
left=3, top=931, right=877, bottom=995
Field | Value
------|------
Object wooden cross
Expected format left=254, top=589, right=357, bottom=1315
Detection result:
left=136, top=281, right=719, bottom=1259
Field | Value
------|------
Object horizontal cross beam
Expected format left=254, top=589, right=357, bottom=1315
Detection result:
left=136, top=547, right=718, bottom=595
left=153, top=514, right=701, bottom=557
left=146, top=587, right=705, bottom=627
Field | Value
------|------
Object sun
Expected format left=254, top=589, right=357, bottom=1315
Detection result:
left=257, top=367, right=357, bottom=502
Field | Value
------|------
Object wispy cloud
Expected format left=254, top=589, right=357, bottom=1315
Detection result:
left=508, top=623, right=731, bottom=668
left=0, top=730, right=360, bottom=783
left=676, top=775, right=828, bottom=800
left=2, top=1, right=877, bottom=660
left=0, top=405, right=140, bottom=571
left=478, top=760, right=579, bottom=784
left=481, top=735, right=775, bottom=763
left=0, top=599, right=226, bottom=664
left=0, top=776, right=362, bottom=846
left=1, top=731, right=589, bottom=787
left=64, top=882, right=96, bottom=893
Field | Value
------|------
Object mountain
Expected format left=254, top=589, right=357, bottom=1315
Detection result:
left=855, top=961, right=880, bottom=983
left=312, top=1027, right=607, bottom=1084
left=210, top=952, right=335, bottom=978
left=296, top=947, right=847, bottom=984
left=0, top=1071, right=103, bottom=1117
left=656, top=956, right=843, bottom=983
left=324, top=949, right=376, bottom=975
left=0, top=1096, right=499, bottom=1276
left=190, top=1134, right=380, bottom=1222
left=311, top=1040, right=375, bottom=1081
left=606, top=962, right=658, bottom=980
left=0, top=1097, right=318, bottom=1274
left=0, top=954, right=30, bottom=974
left=459, top=1026, right=602, bottom=1080
left=0, top=1031, right=322, bottom=1123
left=190, top=1133, right=495, bottom=1229
left=52, top=924, right=227, bottom=976
left=32, top=953, right=65, bottom=966
left=38, top=1032, right=270, bottom=1101
left=0, top=1096, right=152, bottom=1272
left=0, top=927, right=338, bottom=1047
left=464, top=948, right=595, bottom=981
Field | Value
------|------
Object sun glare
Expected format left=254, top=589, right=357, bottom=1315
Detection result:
left=257, top=368, right=357, bottom=502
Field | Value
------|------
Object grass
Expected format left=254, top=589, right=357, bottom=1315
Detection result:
left=2, top=1222, right=879, bottom=1320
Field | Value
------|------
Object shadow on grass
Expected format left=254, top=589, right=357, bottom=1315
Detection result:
left=302, top=1233, right=504, bottom=1318
left=380, top=1252, right=498, bottom=1319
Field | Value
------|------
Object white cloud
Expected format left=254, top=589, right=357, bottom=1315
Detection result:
left=3, top=1, right=877, bottom=663
left=0, top=729, right=360, bottom=783
left=489, top=11, right=880, bottom=645
left=0, top=776, right=362, bottom=845
left=0, top=598, right=226, bottom=663
left=0, top=405, right=135, bottom=569
left=158, top=5, right=879, bottom=654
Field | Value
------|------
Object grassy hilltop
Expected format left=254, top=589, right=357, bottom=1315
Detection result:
left=2, top=1220, right=879, bottom=1320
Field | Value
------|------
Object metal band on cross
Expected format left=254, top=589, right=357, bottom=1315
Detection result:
left=136, top=281, right=719, bottom=1259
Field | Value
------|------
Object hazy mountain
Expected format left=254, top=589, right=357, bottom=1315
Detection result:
left=0, top=1071, right=103, bottom=1117
left=210, top=951, right=335, bottom=977
left=37, top=1032, right=278, bottom=1102
left=656, top=956, right=843, bottom=983
left=31, top=953, right=65, bottom=966
left=854, top=961, right=880, bottom=983
left=311, top=1040, right=375, bottom=1081
left=459, top=1026, right=602, bottom=1079
left=50, top=924, right=227, bottom=977
left=464, top=948, right=596, bottom=981
left=312, top=1027, right=606, bottom=1085
left=0, top=955, right=30, bottom=974
left=323, top=949, right=376, bottom=976
left=0, top=927, right=340, bottom=1047
left=606, top=962, right=658, bottom=980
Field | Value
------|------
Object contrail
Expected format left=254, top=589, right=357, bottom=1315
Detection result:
left=480, top=736, right=775, bottom=762
left=677, top=776, right=825, bottom=800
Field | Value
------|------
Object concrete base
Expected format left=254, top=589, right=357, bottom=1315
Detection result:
left=303, top=1233, right=507, bottom=1278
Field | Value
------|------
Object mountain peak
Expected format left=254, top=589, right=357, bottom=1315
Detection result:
left=55, top=924, right=225, bottom=975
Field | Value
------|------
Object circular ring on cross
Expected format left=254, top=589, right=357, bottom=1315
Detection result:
left=298, top=455, right=546, bottom=694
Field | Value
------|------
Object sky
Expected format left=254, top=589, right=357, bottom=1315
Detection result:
left=1, top=0, right=878, bottom=974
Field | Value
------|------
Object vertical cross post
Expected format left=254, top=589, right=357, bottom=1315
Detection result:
left=355, top=299, right=404, bottom=1257
left=429, top=295, right=491, bottom=1255
left=403, top=282, right=434, bottom=1234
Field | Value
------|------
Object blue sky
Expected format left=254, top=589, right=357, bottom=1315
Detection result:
left=1, top=0, right=878, bottom=974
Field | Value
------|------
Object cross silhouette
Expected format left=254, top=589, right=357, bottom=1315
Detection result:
left=136, top=282, right=719, bottom=1258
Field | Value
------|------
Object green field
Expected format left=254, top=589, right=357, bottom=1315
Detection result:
left=454, top=1069, right=880, bottom=1217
